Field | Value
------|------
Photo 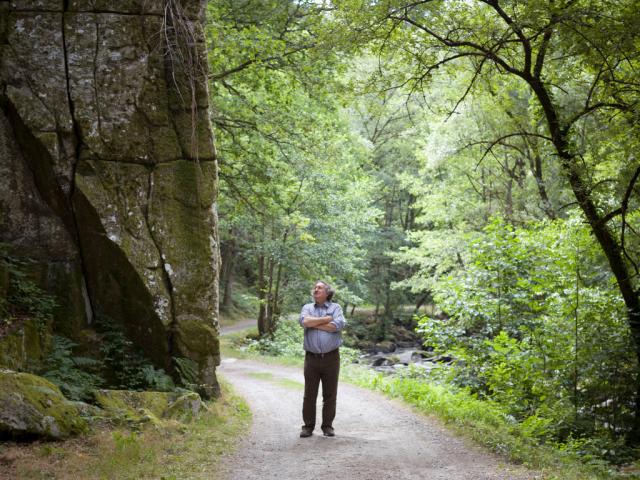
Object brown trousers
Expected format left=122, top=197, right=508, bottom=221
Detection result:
left=302, top=348, right=340, bottom=430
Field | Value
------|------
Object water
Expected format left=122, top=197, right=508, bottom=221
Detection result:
left=357, top=346, right=451, bottom=375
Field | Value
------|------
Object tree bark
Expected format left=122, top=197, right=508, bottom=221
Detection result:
left=265, top=257, right=275, bottom=335
left=527, top=143, right=556, bottom=219
left=271, top=260, right=284, bottom=334
left=529, top=76, right=640, bottom=443
left=257, top=254, right=267, bottom=336
left=220, top=236, right=237, bottom=311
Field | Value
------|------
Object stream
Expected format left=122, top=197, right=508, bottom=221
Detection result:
left=356, top=343, right=453, bottom=375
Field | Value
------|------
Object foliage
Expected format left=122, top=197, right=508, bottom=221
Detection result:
left=0, top=245, right=57, bottom=336
left=412, top=217, right=637, bottom=458
left=246, top=317, right=361, bottom=365
left=95, top=314, right=175, bottom=392
left=341, top=364, right=615, bottom=479
left=39, top=335, right=104, bottom=402
left=207, top=2, right=380, bottom=334
left=206, top=0, right=640, bottom=469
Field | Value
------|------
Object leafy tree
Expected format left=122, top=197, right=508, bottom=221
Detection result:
left=206, top=1, right=378, bottom=335
left=334, top=0, right=640, bottom=442
left=346, top=59, right=430, bottom=335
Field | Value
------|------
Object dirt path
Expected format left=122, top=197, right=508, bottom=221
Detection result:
left=219, top=318, right=256, bottom=335
left=217, top=357, right=537, bottom=480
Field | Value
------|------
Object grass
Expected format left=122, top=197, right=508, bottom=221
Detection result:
left=0, top=378, right=251, bottom=480
left=340, top=365, right=628, bottom=480
left=221, top=325, right=636, bottom=480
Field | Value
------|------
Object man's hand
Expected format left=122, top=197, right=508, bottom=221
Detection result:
left=302, top=315, right=332, bottom=328
left=315, top=322, right=337, bottom=332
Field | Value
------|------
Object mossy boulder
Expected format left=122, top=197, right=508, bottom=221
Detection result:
left=0, top=369, right=87, bottom=440
left=165, top=392, right=205, bottom=420
left=93, top=389, right=205, bottom=426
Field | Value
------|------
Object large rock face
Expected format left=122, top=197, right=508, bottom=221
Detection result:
left=0, top=1, right=220, bottom=396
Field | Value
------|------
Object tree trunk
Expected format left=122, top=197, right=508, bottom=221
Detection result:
left=269, top=229, right=289, bottom=333
left=220, top=237, right=236, bottom=311
left=527, top=143, right=556, bottom=219
left=414, top=292, right=430, bottom=314
left=257, top=254, right=267, bottom=336
left=504, top=173, right=514, bottom=220
left=271, top=260, right=284, bottom=334
left=530, top=76, right=640, bottom=443
left=265, top=257, right=275, bottom=335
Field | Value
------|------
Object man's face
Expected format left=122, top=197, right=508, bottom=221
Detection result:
left=313, top=283, right=328, bottom=304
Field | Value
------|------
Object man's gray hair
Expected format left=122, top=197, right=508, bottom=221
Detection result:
left=313, top=280, right=335, bottom=301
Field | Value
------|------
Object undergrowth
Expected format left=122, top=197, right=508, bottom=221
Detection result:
left=0, top=244, right=57, bottom=337
left=94, top=314, right=175, bottom=392
left=39, top=335, right=104, bottom=402
left=36, top=315, right=178, bottom=401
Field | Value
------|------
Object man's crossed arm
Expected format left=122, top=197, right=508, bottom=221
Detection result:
left=302, top=315, right=337, bottom=332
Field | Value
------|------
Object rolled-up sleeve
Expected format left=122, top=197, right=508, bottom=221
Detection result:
left=299, top=304, right=310, bottom=328
left=329, top=305, right=346, bottom=332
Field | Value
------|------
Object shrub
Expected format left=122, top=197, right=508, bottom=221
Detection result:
left=418, top=216, right=637, bottom=459
left=246, top=317, right=360, bottom=365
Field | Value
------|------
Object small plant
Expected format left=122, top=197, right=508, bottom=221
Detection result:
left=112, top=430, right=140, bottom=451
left=141, top=364, right=176, bottom=391
left=95, top=314, right=174, bottom=391
left=40, top=335, right=104, bottom=402
left=0, top=244, right=57, bottom=337
left=173, top=356, right=199, bottom=388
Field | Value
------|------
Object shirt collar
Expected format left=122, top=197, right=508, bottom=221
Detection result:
left=314, top=300, right=330, bottom=308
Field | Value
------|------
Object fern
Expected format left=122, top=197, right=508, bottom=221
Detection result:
left=95, top=314, right=175, bottom=391
left=0, top=243, right=57, bottom=336
left=40, top=335, right=104, bottom=402
left=173, top=356, right=199, bottom=388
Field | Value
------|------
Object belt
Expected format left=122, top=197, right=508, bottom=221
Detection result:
left=305, top=348, right=339, bottom=358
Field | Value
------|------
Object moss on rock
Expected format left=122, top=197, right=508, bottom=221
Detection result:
left=93, top=389, right=205, bottom=426
left=1, top=1, right=220, bottom=397
left=165, top=392, right=205, bottom=420
left=0, top=369, right=87, bottom=440
left=0, top=319, right=51, bottom=371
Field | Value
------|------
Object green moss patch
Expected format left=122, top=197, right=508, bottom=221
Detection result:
left=93, top=389, right=207, bottom=426
left=0, top=369, right=87, bottom=440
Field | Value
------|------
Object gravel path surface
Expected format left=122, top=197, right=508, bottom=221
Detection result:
left=217, top=357, right=537, bottom=480
left=219, top=318, right=257, bottom=335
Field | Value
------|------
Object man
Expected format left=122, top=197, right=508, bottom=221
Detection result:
left=298, top=280, right=346, bottom=438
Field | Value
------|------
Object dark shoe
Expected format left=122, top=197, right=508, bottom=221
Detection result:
left=300, top=428, right=313, bottom=438
left=322, top=427, right=335, bottom=437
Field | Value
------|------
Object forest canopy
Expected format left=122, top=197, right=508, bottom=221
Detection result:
left=206, top=0, right=640, bottom=457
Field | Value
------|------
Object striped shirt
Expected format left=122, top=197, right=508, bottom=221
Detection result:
left=299, top=301, right=346, bottom=354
